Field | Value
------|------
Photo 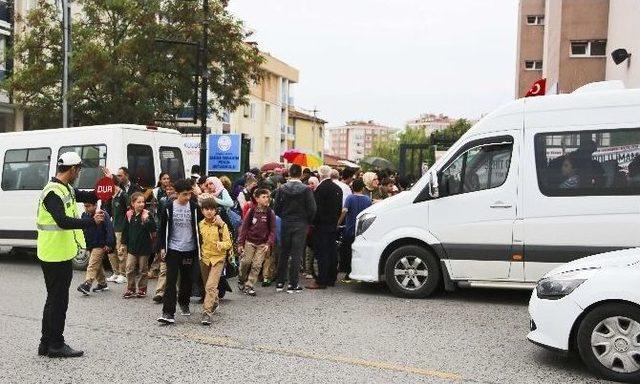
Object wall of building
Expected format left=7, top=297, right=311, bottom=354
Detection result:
left=605, top=0, right=640, bottom=88
left=557, top=0, right=609, bottom=93
left=289, top=116, right=324, bottom=157
left=516, top=0, right=546, bottom=98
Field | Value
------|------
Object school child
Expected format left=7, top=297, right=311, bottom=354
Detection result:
left=77, top=202, right=116, bottom=295
left=237, top=188, right=276, bottom=296
left=120, top=192, right=157, bottom=298
left=198, top=198, right=232, bottom=325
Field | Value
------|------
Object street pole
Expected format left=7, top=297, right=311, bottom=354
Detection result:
left=62, top=0, right=70, bottom=128
left=199, top=0, right=209, bottom=176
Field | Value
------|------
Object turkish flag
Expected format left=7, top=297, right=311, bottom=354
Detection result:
left=525, top=78, right=546, bottom=97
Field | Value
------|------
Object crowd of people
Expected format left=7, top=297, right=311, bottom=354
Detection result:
left=79, top=163, right=409, bottom=326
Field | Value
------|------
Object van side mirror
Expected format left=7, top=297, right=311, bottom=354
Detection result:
left=429, top=171, right=439, bottom=198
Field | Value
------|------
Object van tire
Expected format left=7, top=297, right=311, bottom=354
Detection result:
left=576, top=302, right=640, bottom=383
left=384, top=245, right=441, bottom=299
left=72, top=249, right=90, bottom=271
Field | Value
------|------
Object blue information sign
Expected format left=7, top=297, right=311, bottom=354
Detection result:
left=207, top=134, right=241, bottom=173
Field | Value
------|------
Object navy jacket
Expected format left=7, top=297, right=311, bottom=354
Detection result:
left=81, top=211, right=116, bottom=251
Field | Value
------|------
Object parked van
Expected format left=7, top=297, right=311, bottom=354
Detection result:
left=351, top=81, right=640, bottom=298
left=0, top=124, right=188, bottom=269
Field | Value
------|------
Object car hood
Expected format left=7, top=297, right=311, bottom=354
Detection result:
left=544, top=247, right=640, bottom=278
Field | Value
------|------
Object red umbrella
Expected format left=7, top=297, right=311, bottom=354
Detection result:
left=261, top=162, right=283, bottom=172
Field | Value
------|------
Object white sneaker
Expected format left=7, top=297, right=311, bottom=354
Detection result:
left=106, top=274, right=119, bottom=283
left=116, top=275, right=127, bottom=284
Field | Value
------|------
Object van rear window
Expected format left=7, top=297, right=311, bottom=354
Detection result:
left=534, top=128, right=640, bottom=196
left=2, top=148, right=51, bottom=191
left=127, top=144, right=155, bottom=188
left=159, top=147, right=185, bottom=181
left=59, top=145, right=107, bottom=189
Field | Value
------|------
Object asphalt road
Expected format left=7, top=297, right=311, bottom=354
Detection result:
left=0, top=253, right=613, bottom=384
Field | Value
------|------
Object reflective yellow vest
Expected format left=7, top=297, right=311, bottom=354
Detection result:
left=36, top=181, right=86, bottom=262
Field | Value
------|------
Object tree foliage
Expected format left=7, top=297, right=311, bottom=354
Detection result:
left=5, top=0, right=264, bottom=128
left=367, top=119, right=474, bottom=171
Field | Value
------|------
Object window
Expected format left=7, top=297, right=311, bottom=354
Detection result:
left=571, top=40, right=607, bottom=57
left=265, top=104, right=271, bottom=122
left=159, top=147, right=185, bottom=182
left=2, top=148, right=51, bottom=190
left=127, top=144, right=155, bottom=188
left=525, top=60, right=543, bottom=70
left=526, top=15, right=544, bottom=25
left=439, top=140, right=513, bottom=197
left=250, top=103, right=256, bottom=120
left=535, top=128, right=640, bottom=196
left=59, top=145, right=107, bottom=189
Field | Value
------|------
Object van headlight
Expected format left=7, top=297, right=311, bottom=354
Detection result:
left=536, top=269, right=597, bottom=300
left=356, top=213, right=376, bottom=237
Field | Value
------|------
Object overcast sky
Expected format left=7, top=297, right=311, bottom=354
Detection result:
left=228, top=0, right=519, bottom=128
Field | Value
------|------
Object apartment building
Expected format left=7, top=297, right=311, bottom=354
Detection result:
left=288, top=108, right=326, bottom=158
left=0, top=0, right=14, bottom=132
left=217, top=52, right=299, bottom=167
left=406, top=113, right=455, bottom=137
left=328, top=121, right=398, bottom=163
left=515, top=0, right=611, bottom=98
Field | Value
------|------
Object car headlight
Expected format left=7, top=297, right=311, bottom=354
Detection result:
left=356, top=213, right=376, bottom=237
left=536, top=268, right=597, bottom=300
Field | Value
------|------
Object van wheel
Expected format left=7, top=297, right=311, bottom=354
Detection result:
left=72, top=249, right=89, bottom=271
left=576, top=302, right=640, bottom=383
left=384, top=245, right=440, bottom=299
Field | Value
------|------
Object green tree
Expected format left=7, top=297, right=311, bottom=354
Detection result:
left=5, top=0, right=263, bottom=128
left=368, top=127, right=429, bottom=170
left=431, top=118, right=473, bottom=147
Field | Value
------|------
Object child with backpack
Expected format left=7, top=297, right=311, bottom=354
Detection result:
left=77, top=201, right=116, bottom=295
left=237, top=188, right=276, bottom=296
left=120, top=192, right=157, bottom=298
left=198, top=198, right=232, bottom=325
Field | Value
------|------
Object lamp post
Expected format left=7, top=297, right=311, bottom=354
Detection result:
left=199, top=0, right=209, bottom=177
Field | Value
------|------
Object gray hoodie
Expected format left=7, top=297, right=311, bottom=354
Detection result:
left=274, top=180, right=317, bottom=224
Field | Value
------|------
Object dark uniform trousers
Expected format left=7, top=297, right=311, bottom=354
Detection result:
left=40, top=260, right=73, bottom=348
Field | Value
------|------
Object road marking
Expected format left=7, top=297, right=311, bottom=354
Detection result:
left=255, top=345, right=462, bottom=381
left=180, top=331, right=460, bottom=381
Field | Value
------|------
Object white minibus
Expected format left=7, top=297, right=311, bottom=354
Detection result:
left=0, top=124, right=188, bottom=269
left=351, top=81, right=640, bottom=298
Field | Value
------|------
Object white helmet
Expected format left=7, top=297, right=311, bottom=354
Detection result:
left=57, top=152, right=83, bottom=166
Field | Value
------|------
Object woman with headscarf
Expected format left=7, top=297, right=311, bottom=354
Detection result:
left=200, top=177, right=234, bottom=208
left=362, top=172, right=384, bottom=203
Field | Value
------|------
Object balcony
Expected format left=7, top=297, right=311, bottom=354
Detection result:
left=286, top=125, right=295, bottom=140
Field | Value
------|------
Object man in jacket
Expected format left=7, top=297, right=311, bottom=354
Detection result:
left=274, top=164, right=317, bottom=293
left=157, top=178, right=203, bottom=324
left=307, top=166, right=343, bottom=289
left=37, top=152, right=107, bottom=358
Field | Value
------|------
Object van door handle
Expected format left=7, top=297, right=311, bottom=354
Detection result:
left=490, top=201, right=512, bottom=209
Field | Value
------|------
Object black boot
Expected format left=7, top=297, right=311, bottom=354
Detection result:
left=47, top=344, right=84, bottom=358
left=37, top=342, right=48, bottom=356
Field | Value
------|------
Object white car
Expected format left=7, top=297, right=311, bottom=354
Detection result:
left=528, top=248, right=640, bottom=383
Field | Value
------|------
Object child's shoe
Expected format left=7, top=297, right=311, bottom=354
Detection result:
left=262, top=279, right=272, bottom=287
left=92, top=283, right=109, bottom=292
left=275, top=282, right=285, bottom=292
left=136, top=288, right=147, bottom=298
left=77, top=282, right=91, bottom=296
left=122, top=290, right=136, bottom=299
left=179, top=304, right=191, bottom=316
left=201, top=313, right=212, bottom=326
left=244, top=287, right=256, bottom=296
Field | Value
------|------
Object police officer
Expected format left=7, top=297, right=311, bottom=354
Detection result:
left=37, top=152, right=109, bottom=358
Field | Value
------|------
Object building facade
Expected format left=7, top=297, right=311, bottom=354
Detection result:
left=215, top=53, right=299, bottom=167
left=406, top=113, right=455, bottom=137
left=328, top=121, right=398, bottom=163
left=605, top=0, right=640, bottom=88
left=515, top=0, right=610, bottom=98
left=288, top=108, right=326, bottom=158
